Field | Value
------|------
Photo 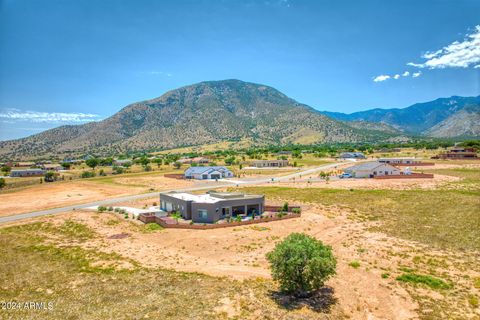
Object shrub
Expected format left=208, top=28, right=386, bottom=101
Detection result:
left=107, top=206, right=113, bottom=211
left=396, top=273, right=451, bottom=290
left=469, top=295, right=479, bottom=308
left=97, top=206, right=107, bottom=212
left=266, top=233, right=336, bottom=297
left=381, top=273, right=390, bottom=279
left=292, top=207, right=301, bottom=214
left=81, top=171, right=96, bottom=178
left=349, top=260, right=361, bottom=269
left=0, top=178, right=5, bottom=189
left=281, top=202, right=289, bottom=212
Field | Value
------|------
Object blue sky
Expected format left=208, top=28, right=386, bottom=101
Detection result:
left=0, top=0, right=479, bottom=140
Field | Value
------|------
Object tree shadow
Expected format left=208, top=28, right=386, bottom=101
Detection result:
left=269, top=286, right=337, bottom=313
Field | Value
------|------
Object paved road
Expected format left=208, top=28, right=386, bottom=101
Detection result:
left=0, top=162, right=343, bottom=224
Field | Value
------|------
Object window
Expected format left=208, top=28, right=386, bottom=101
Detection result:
left=198, top=209, right=208, bottom=219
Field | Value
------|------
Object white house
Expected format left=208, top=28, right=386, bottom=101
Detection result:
left=343, top=161, right=401, bottom=178
left=184, top=166, right=233, bottom=180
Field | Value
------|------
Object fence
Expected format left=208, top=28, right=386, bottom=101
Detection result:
left=163, top=174, right=185, bottom=180
left=374, top=173, right=434, bottom=179
left=150, top=213, right=301, bottom=229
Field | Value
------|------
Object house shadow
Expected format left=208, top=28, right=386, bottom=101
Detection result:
left=269, top=286, right=337, bottom=313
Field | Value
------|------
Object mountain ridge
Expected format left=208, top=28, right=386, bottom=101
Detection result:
left=0, top=79, right=393, bottom=159
left=321, top=95, right=480, bottom=136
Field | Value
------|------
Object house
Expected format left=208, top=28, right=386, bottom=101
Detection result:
left=160, top=191, right=265, bottom=223
left=436, top=147, right=478, bottom=160
left=177, top=157, right=210, bottom=165
left=378, top=158, right=422, bottom=165
left=343, top=161, right=401, bottom=178
left=10, top=169, right=45, bottom=177
left=41, top=163, right=63, bottom=171
left=250, top=159, right=289, bottom=168
left=13, top=162, right=36, bottom=168
left=184, top=166, right=233, bottom=180
left=338, top=152, right=366, bottom=159
left=113, top=159, right=132, bottom=166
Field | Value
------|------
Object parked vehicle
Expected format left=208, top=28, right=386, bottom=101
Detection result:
left=339, top=173, right=353, bottom=179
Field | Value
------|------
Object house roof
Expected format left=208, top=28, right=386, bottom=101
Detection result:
left=339, top=152, right=365, bottom=157
left=11, top=169, right=44, bottom=173
left=184, top=166, right=231, bottom=175
left=162, top=191, right=262, bottom=203
left=345, top=161, right=396, bottom=172
left=378, top=157, right=418, bottom=161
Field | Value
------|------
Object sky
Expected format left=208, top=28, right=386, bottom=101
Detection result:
left=0, top=0, right=479, bottom=140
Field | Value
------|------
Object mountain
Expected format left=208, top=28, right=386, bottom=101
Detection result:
left=322, top=96, right=480, bottom=136
left=0, top=80, right=391, bottom=159
left=341, top=120, right=401, bottom=134
left=425, top=105, right=480, bottom=138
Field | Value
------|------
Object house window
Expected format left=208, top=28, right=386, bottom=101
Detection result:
left=198, top=209, right=208, bottom=219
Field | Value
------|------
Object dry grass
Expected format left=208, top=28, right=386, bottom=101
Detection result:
left=0, top=220, right=344, bottom=320
left=234, top=186, right=480, bottom=251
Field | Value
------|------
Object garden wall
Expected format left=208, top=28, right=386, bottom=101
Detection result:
left=139, top=213, right=301, bottom=229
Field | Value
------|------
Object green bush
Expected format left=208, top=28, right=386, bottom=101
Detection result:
left=81, top=171, right=96, bottom=178
left=396, top=273, right=451, bottom=290
left=97, top=206, right=107, bottom=212
left=107, top=206, right=113, bottom=211
left=292, top=207, right=301, bottom=214
left=349, top=260, right=360, bottom=269
left=266, top=233, right=336, bottom=296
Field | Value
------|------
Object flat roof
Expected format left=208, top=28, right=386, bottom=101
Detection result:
left=378, top=157, right=418, bottom=160
left=161, top=191, right=263, bottom=203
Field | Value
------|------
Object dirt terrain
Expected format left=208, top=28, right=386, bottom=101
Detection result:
left=29, top=207, right=420, bottom=320
left=0, top=177, right=194, bottom=217
left=271, top=173, right=460, bottom=190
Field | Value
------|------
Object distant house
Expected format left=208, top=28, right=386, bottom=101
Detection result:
left=338, top=152, right=366, bottom=159
left=250, top=159, right=289, bottom=168
left=177, top=157, right=210, bottom=165
left=41, top=163, right=63, bottom=171
left=13, top=162, right=36, bottom=168
left=184, top=166, right=233, bottom=180
left=378, top=158, right=422, bottom=165
left=113, top=159, right=132, bottom=166
left=160, top=191, right=265, bottom=223
left=344, top=161, right=401, bottom=178
left=436, top=147, right=478, bottom=160
left=10, top=169, right=45, bottom=177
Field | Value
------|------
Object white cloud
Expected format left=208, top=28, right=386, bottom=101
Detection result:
left=0, top=108, right=101, bottom=123
left=147, top=71, right=172, bottom=77
left=402, top=71, right=410, bottom=77
left=373, top=75, right=390, bottom=82
left=393, top=74, right=400, bottom=79
left=412, top=71, right=422, bottom=78
left=407, top=25, right=480, bottom=69
left=474, top=64, right=480, bottom=69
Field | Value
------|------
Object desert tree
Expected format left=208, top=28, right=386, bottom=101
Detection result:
left=266, top=233, right=336, bottom=297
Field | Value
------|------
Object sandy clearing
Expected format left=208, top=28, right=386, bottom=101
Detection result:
left=0, top=176, right=195, bottom=217
left=266, top=173, right=460, bottom=190
left=45, top=208, right=418, bottom=320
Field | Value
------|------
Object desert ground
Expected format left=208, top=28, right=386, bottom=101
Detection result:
left=0, top=173, right=195, bottom=217
left=1, top=158, right=479, bottom=319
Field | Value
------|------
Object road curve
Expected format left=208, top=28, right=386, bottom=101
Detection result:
left=0, top=162, right=343, bottom=224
